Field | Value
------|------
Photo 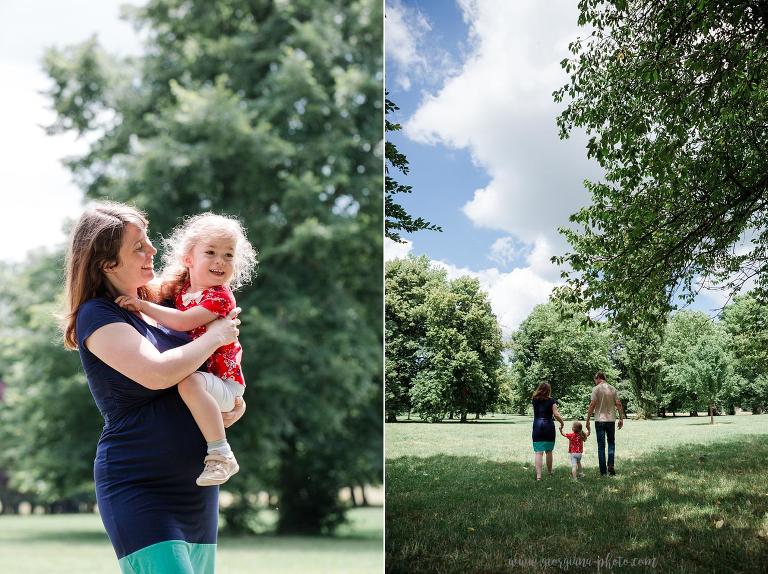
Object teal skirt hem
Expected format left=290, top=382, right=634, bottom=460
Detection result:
left=118, top=540, right=216, bottom=574
left=533, top=441, right=555, bottom=452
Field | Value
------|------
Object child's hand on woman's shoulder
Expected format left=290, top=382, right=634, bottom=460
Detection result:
left=115, top=295, right=143, bottom=312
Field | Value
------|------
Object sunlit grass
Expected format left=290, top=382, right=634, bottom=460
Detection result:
left=386, top=414, right=768, bottom=574
left=0, top=507, right=383, bottom=574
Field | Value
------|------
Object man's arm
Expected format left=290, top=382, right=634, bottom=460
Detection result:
left=586, top=399, right=596, bottom=431
left=615, top=397, right=625, bottom=429
left=115, top=296, right=218, bottom=332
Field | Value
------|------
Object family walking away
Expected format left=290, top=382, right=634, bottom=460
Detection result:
left=531, top=373, right=625, bottom=480
left=62, top=202, right=250, bottom=572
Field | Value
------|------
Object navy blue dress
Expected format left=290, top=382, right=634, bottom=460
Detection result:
left=77, top=298, right=219, bottom=573
left=531, top=397, right=558, bottom=452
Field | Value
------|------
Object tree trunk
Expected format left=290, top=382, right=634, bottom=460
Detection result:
left=690, top=410, right=698, bottom=417
left=460, top=410, right=467, bottom=423
left=359, top=483, right=368, bottom=506
left=349, top=486, right=358, bottom=507
left=475, top=412, right=480, bottom=420
left=386, top=413, right=397, bottom=423
left=710, top=404, right=714, bottom=425
left=276, top=435, right=344, bottom=534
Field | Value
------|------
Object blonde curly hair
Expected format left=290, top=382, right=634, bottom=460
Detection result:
left=159, top=212, right=258, bottom=301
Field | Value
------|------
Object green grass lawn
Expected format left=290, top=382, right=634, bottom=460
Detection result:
left=386, top=414, right=768, bottom=574
left=0, top=507, right=382, bottom=573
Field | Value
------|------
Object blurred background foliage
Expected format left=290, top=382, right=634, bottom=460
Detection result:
left=0, top=0, right=382, bottom=536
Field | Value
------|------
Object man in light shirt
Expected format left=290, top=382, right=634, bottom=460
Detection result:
left=585, top=372, right=625, bottom=476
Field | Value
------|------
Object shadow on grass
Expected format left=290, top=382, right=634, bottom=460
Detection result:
left=386, top=436, right=768, bottom=574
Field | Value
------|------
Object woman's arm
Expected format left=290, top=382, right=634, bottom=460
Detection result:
left=552, top=404, right=565, bottom=430
left=85, top=309, right=240, bottom=390
left=115, top=296, right=217, bottom=332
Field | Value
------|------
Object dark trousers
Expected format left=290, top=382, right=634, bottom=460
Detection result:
left=594, top=421, right=616, bottom=475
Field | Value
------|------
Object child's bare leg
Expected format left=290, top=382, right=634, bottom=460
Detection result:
left=571, top=463, right=578, bottom=479
left=545, top=450, right=553, bottom=475
left=178, top=373, right=225, bottom=442
left=534, top=452, right=543, bottom=479
left=577, top=460, right=583, bottom=476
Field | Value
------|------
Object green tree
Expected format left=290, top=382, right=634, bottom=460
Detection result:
left=509, top=302, right=616, bottom=419
left=686, top=330, right=733, bottom=425
left=553, top=1, right=768, bottom=327
left=660, top=310, right=734, bottom=421
left=661, top=311, right=713, bottom=414
left=410, top=276, right=503, bottom=422
left=385, top=255, right=446, bottom=422
left=0, top=254, right=102, bottom=507
left=613, top=324, right=664, bottom=418
left=720, top=293, right=768, bottom=413
left=41, top=0, right=382, bottom=534
left=493, top=364, right=518, bottom=414
left=385, top=97, right=441, bottom=242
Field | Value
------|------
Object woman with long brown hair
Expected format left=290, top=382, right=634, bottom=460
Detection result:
left=531, top=382, right=565, bottom=480
left=62, top=201, right=245, bottom=572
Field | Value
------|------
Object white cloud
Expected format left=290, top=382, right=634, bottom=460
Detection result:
left=385, top=1, right=457, bottom=91
left=487, top=236, right=523, bottom=267
left=525, top=236, right=562, bottom=282
left=384, top=236, right=413, bottom=261
left=431, top=258, right=556, bottom=337
left=405, top=0, right=600, bottom=280
left=385, top=1, right=429, bottom=89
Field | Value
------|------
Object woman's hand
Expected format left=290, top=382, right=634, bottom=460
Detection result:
left=206, top=307, right=241, bottom=346
left=222, top=397, right=245, bottom=428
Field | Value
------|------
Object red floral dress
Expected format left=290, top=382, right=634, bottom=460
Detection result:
left=175, top=284, right=245, bottom=386
left=564, top=432, right=584, bottom=454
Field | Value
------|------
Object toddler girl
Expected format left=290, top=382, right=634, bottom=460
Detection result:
left=560, top=421, right=588, bottom=479
left=116, top=213, right=257, bottom=486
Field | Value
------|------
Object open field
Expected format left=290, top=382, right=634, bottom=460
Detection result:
left=0, top=507, right=383, bottom=573
left=386, top=414, right=768, bottom=573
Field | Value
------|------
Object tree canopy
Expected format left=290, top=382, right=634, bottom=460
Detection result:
left=385, top=256, right=503, bottom=422
left=554, top=0, right=768, bottom=327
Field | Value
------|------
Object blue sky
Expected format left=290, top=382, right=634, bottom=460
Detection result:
left=385, top=0, right=731, bottom=334
left=386, top=1, right=499, bottom=269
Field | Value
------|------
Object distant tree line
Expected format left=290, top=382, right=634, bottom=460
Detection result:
left=386, top=256, right=768, bottom=424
